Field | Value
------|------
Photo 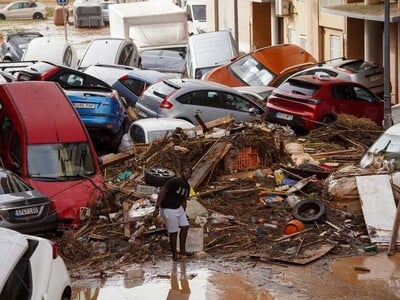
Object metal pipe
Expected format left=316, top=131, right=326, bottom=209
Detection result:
left=383, top=0, right=392, bottom=129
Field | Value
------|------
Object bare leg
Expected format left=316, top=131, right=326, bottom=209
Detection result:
left=179, top=226, right=189, bottom=255
left=169, top=232, right=179, bottom=260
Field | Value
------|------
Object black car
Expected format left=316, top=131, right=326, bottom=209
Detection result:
left=3, top=31, right=43, bottom=62
left=0, top=167, right=58, bottom=235
left=16, top=61, right=111, bottom=89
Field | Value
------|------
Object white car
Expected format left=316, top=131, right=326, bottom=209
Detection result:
left=22, top=37, right=78, bottom=68
left=118, top=118, right=195, bottom=152
left=0, top=1, right=48, bottom=20
left=0, top=227, right=72, bottom=300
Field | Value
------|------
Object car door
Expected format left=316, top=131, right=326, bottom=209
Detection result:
left=177, top=90, right=223, bottom=123
left=177, top=90, right=264, bottom=123
left=7, top=2, right=26, bottom=19
left=350, top=84, right=384, bottom=124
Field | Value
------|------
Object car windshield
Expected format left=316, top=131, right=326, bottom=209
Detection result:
left=0, top=171, right=32, bottom=194
left=360, top=132, right=400, bottom=170
left=27, top=142, right=96, bottom=180
left=230, top=55, right=274, bottom=86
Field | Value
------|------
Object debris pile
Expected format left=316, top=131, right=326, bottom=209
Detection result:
left=57, top=115, right=386, bottom=279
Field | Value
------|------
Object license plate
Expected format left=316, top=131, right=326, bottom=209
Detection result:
left=74, top=103, right=95, bottom=109
left=276, top=112, right=293, bottom=121
left=14, top=206, right=39, bottom=217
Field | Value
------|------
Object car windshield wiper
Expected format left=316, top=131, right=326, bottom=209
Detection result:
left=30, top=174, right=63, bottom=181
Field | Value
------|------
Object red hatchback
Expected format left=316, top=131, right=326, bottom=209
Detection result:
left=266, top=73, right=384, bottom=131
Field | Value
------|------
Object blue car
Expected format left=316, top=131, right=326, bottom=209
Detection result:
left=65, top=86, right=130, bottom=153
left=84, top=64, right=175, bottom=107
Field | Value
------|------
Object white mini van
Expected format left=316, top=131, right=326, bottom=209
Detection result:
left=186, top=30, right=238, bottom=79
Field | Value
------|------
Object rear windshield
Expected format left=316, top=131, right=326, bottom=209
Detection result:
left=279, top=78, right=320, bottom=96
left=0, top=171, right=32, bottom=194
left=146, top=80, right=178, bottom=99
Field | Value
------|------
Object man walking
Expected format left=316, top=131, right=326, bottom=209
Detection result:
left=153, top=166, right=192, bottom=261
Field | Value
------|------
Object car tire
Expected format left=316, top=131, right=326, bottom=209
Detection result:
left=144, top=167, right=175, bottom=187
left=292, top=198, right=326, bottom=223
left=33, top=12, right=44, bottom=20
left=320, top=114, right=336, bottom=125
left=0, top=14, right=5, bottom=20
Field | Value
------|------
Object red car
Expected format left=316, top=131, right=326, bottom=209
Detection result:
left=265, top=73, right=384, bottom=131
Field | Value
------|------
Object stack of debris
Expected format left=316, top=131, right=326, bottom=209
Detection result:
left=57, top=115, right=388, bottom=279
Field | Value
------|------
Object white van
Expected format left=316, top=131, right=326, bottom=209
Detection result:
left=185, top=0, right=207, bottom=36
left=186, top=30, right=238, bottom=79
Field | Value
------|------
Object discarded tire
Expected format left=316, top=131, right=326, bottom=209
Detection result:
left=144, top=167, right=175, bottom=187
left=292, top=199, right=326, bottom=223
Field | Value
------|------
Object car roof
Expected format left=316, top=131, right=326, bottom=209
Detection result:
left=1, top=81, right=89, bottom=143
left=164, top=78, right=237, bottom=91
left=0, top=228, right=28, bottom=292
left=132, top=118, right=194, bottom=132
left=384, top=123, right=400, bottom=136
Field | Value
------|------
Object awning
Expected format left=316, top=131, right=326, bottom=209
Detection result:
left=321, top=2, right=400, bottom=23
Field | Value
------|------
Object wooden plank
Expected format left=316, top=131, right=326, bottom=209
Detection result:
left=189, top=116, right=235, bottom=133
left=189, top=141, right=232, bottom=190
left=356, top=174, right=400, bottom=245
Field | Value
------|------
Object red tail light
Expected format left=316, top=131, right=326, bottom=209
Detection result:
left=51, top=241, right=59, bottom=259
left=160, top=98, right=173, bottom=109
left=119, top=74, right=128, bottom=81
left=40, top=66, right=59, bottom=80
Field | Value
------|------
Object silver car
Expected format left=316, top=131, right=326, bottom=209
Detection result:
left=287, top=59, right=384, bottom=98
left=0, top=1, right=48, bottom=20
left=135, top=78, right=265, bottom=124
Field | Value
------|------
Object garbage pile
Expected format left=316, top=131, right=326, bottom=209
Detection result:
left=57, top=115, right=385, bottom=279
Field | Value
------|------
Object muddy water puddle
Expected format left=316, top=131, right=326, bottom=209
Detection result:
left=71, top=253, right=400, bottom=299
left=72, top=261, right=273, bottom=300
left=280, top=253, right=400, bottom=299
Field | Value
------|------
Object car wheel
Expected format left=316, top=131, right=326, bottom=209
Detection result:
left=144, top=167, right=175, bottom=187
left=0, top=14, right=5, bottom=20
left=33, top=12, right=44, bottom=19
left=292, top=199, right=326, bottom=223
left=320, top=115, right=336, bottom=125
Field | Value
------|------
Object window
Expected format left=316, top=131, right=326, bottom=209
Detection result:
left=1, top=115, right=12, bottom=144
left=177, top=91, right=210, bottom=106
left=118, top=45, right=134, bottom=66
left=329, top=35, right=341, bottom=60
left=129, top=124, right=145, bottom=143
left=120, top=78, right=145, bottom=97
left=299, top=35, right=307, bottom=51
left=63, top=46, right=73, bottom=67
left=10, top=133, right=22, bottom=172
left=353, top=86, right=376, bottom=102
left=334, top=84, right=353, bottom=100
left=220, top=93, right=260, bottom=112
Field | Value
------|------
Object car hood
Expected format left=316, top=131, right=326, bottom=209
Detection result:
left=27, top=174, right=104, bottom=223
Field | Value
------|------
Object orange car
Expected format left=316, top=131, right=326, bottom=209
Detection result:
left=203, top=44, right=317, bottom=87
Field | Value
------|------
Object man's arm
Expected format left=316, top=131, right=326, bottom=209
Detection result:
left=153, top=186, right=167, bottom=217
